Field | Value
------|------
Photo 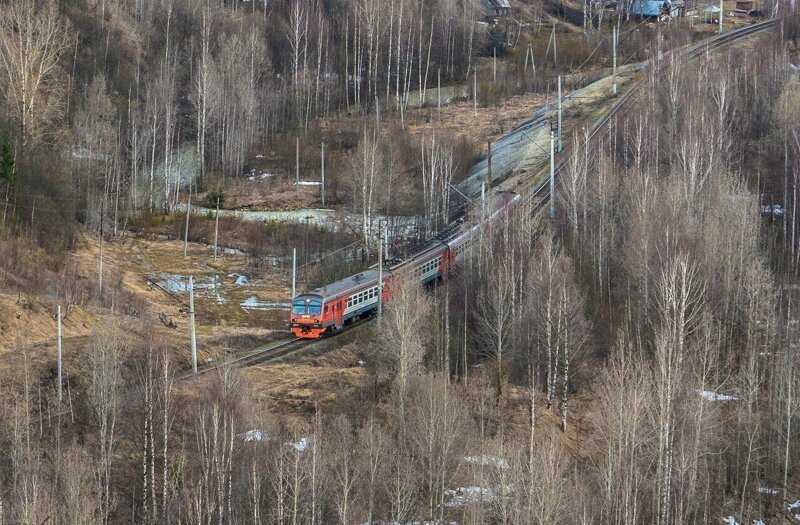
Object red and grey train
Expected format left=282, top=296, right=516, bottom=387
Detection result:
left=289, top=191, right=522, bottom=338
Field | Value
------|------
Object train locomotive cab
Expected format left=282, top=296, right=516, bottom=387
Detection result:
left=289, top=294, right=327, bottom=338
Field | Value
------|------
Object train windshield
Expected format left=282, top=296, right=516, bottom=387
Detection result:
left=292, top=300, right=307, bottom=315
left=308, top=300, right=322, bottom=315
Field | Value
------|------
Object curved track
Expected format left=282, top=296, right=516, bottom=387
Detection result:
left=182, top=317, right=374, bottom=379
left=188, top=18, right=781, bottom=378
left=526, top=17, right=780, bottom=213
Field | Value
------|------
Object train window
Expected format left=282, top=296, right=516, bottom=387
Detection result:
left=324, top=305, right=329, bottom=313
left=292, top=300, right=306, bottom=314
left=309, top=300, right=322, bottom=315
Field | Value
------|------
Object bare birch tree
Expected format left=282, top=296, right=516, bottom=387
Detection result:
left=88, top=321, right=125, bottom=525
left=379, top=271, right=431, bottom=419
left=0, top=0, right=73, bottom=148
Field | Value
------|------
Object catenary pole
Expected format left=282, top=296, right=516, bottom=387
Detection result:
left=183, top=182, right=191, bottom=258
left=612, top=26, right=618, bottom=95
left=473, top=68, right=477, bottom=116
left=378, top=222, right=383, bottom=318
left=321, top=141, right=325, bottom=206
left=557, top=76, right=563, bottom=152
left=189, top=276, right=197, bottom=374
left=213, top=197, right=220, bottom=261
left=292, top=247, right=297, bottom=300
left=57, top=305, right=62, bottom=403
left=550, top=128, right=556, bottom=219
left=296, top=137, right=300, bottom=194
left=487, top=141, right=493, bottom=187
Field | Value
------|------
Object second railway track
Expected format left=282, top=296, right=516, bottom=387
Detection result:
left=184, top=17, right=783, bottom=379
left=526, top=16, right=780, bottom=214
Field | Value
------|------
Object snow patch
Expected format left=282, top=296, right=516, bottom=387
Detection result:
left=788, top=499, right=800, bottom=521
left=287, top=437, right=310, bottom=451
left=241, top=296, right=290, bottom=311
left=223, top=247, right=246, bottom=256
left=149, top=273, right=225, bottom=304
left=753, top=520, right=766, bottom=525
left=723, top=516, right=739, bottom=525
left=228, top=273, right=249, bottom=286
left=761, top=204, right=785, bottom=216
left=698, top=390, right=740, bottom=401
left=361, top=521, right=457, bottom=525
left=756, top=487, right=780, bottom=495
left=247, top=172, right=274, bottom=181
left=243, top=429, right=267, bottom=442
left=295, top=180, right=322, bottom=186
left=71, top=146, right=108, bottom=161
left=464, top=455, right=510, bottom=470
left=443, top=486, right=511, bottom=507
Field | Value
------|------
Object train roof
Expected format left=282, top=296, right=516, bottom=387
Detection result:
left=310, top=268, right=383, bottom=300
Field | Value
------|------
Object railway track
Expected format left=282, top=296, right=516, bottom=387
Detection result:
left=188, top=337, right=310, bottom=378
left=181, top=317, right=374, bottom=380
left=526, top=17, right=780, bottom=213
left=184, top=18, right=782, bottom=379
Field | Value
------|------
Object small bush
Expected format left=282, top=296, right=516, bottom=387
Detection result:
left=206, top=186, right=226, bottom=208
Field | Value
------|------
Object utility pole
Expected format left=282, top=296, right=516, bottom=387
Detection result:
left=481, top=182, right=486, bottom=219
left=557, top=76, right=563, bottom=152
left=57, top=304, right=62, bottom=403
left=378, top=222, right=383, bottom=318
left=213, top=197, right=220, bottom=261
left=291, top=247, right=297, bottom=300
left=612, top=27, right=618, bottom=96
left=719, top=0, right=723, bottom=33
left=383, top=221, right=389, bottom=263
left=99, top=198, right=104, bottom=296
left=320, top=141, right=325, bottom=206
left=295, top=136, right=300, bottom=195
left=493, top=47, right=497, bottom=83
left=550, top=126, right=556, bottom=219
left=437, top=67, right=442, bottom=116
left=189, top=276, right=197, bottom=374
left=552, top=24, right=558, bottom=66
left=487, top=141, right=493, bottom=187
left=473, top=68, right=477, bottom=116
left=375, top=95, right=381, bottom=131
left=183, top=182, right=191, bottom=258
left=524, top=42, right=530, bottom=73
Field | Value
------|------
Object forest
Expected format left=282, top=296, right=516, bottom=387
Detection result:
left=0, top=0, right=799, bottom=523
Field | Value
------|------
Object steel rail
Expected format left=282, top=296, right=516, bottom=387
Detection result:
left=180, top=316, right=377, bottom=380
left=199, top=18, right=781, bottom=379
left=526, top=17, right=780, bottom=213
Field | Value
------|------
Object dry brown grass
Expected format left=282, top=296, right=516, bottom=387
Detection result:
left=1, top=230, right=298, bottom=364
left=242, top=339, right=369, bottom=414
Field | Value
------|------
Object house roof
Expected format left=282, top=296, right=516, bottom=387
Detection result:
left=482, top=0, right=510, bottom=10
